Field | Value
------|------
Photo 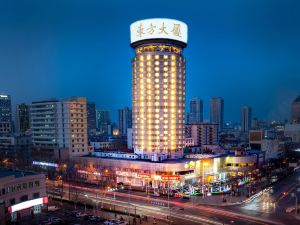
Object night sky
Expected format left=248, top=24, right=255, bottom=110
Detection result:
left=0, top=0, right=299, bottom=122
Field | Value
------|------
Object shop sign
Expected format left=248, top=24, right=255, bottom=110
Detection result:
left=137, top=174, right=151, bottom=179
left=161, top=175, right=180, bottom=181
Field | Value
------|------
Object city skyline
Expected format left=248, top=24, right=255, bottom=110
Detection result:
left=1, top=3, right=300, bottom=223
left=1, top=0, right=300, bottom=122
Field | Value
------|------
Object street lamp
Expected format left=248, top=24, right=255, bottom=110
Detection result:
left=168, top=181, right=171, bottom=225
left=128, top=182, right=132, bottom=224
left=84, top=194, right=88, bottom=213
left=291, top=193, right=298, bottom=215
left=202, top=162, right=209, bottom=197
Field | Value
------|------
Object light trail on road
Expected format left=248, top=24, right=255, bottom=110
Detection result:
left=48, top=180, right=283, bottom=225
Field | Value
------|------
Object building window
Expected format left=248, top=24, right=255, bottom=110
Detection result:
left=33, top=192, right=40, bottom=199
left=22, top=183, right=27, bottom=189
left=17, top=184, right=22, bottom=191
left=35, top=181, right=40, bottom=187
left=20, top=195, right=28, bottom=202
left=10, top=198, right=15, bottom=205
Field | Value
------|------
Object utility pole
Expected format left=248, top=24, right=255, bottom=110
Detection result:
left=291, top=193, right=298, bottom=215
left=168, top=182, right=171, bottom=225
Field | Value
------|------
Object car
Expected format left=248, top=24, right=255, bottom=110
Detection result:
left=286, top=207, right=295, bottom=213
left=104, top=219, right=124, bottom=225
left=74, top=212, right=86, bottom=218
left=48, top=205, right=60, bottom=212
left=49, top=217, right=63, bottom=225
left=117, top=222, right=129, bottom=225
left=150, top=192, right=160, bottom=197
left=48, top=217, right=61, bottom=222
left=83, top=214, right=93, bottom=220
left=86, top=215, right=99, bottom=221
left=182, top=194, right=190, bottom=199
left=71, top=211, right=78, bottom=216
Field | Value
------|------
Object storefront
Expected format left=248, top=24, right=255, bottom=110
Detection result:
left=8, top=197, right=48, bottom=222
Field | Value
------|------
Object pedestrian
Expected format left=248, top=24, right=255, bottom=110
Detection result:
left=139, top=217, right=142, bottom=224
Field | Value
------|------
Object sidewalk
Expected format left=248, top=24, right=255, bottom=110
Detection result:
left=193, top=178, right=271, bottom=206
left=99, top=210, right=169, bottom=225
left=192, top=194, right=246, bottom=206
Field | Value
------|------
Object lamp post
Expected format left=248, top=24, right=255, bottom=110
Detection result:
left=96, top=192, right=99, bottom=213
left=202, top=162, right=208, bottom=197
left=291, top=193, right=298, bottom=215
left=128, top=182, right=132, bottom=224
left=84, top=194, right=88, bottom=213
left=168, top=181, right=171, bottom=225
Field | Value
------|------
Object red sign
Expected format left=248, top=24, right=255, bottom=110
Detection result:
left=137, top=174, right=151, bottom=179
left=162, top=175, right=180, bottom=181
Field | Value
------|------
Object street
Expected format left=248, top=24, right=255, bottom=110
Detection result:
left=222, top=170, right=300, bottom=224
left=47, top=179, right=290, bottom=225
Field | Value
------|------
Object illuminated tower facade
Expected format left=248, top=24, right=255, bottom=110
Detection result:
left=130, top=18, right=188, bottom=161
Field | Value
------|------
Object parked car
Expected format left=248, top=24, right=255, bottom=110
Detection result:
left=286, top=207, right=295, bottom=213
left=48, top=217, right=63, bottom=225
left=150, top=192, right=160, bottom=197
left=48, top=205, right=60, bottom=212
left=104, top=219, right=129, bottom=225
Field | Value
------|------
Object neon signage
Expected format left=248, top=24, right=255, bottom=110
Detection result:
left=161, top=175, right=180, bottom=181
left=8, top=197, right=48, bottom=213
left=32, top=161, right=58, bottom=168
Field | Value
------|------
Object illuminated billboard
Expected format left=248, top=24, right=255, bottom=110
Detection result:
left=8, top=197, right=48, bottom=213
left=130, top=18, right=188, bottom=44
left=32, top=161, right=58, bottom=168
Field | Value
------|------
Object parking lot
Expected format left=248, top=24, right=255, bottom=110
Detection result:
left=17, top=203, right=134, bottom=225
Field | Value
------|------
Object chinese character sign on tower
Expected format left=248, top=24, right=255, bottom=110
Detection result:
left=130, top=18, right=188, bottom=44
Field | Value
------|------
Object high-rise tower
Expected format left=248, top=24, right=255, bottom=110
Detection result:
left=189, top=98, right=203, bottom=124
left=130, top=18, right=188, bottom=161
left=241, top=106, right=252, bottom=132
left=0, top=94, right=12, bottom=136
left=210, top=97, right=224, bottom=131
left=291, top=96, right=300, bottom=124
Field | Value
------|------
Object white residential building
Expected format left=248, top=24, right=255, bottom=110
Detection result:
left=30, top=97, right=92, bottom=158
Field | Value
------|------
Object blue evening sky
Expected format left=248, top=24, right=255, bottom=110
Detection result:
left=0, top=0, right=299, bottom=122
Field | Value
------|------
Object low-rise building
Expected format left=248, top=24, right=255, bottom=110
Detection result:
left=261, top=139, right=285, bottom=160
left=284, top=124, right=300, bottom=142
left=0, top=168, right=47, bottom=224
left=185, top=123, right=219, bottom=150
left=72, top=151, right=259, bottom=191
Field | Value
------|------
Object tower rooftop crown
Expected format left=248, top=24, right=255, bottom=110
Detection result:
left=130, top=18, right=188, bottom=47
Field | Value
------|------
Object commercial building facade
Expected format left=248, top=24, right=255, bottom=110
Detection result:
left=16, top=103, right=30, bottom=134
left=284, top=124, right=300, bottom=142
left=131, top=18, right=187, bottom=161
left=30, top=97, right=91, bottom=159
left=118, top=107, right=132, bottom=135
left=87, top=102, right=97, bottom=136
left=73, top=152, right=257, bottom=191
left=241, top=106, right=252, bottom=132
left=96, top=110, right=112, bottom=135
left=210, top=97, right=224, bottom=131
left=0, top=95, right=12, bottom=137
left=291, top=96, right=300, bottom=124
left=0, top=169, right=47, bottom=224
left=185, top=123, right=219, bottom=148
left=188, top=98, right=203, bottom=124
